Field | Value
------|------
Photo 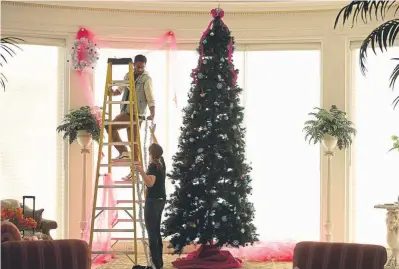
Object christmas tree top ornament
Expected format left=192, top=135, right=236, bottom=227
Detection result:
left=162, top=7, right=258, bottom=268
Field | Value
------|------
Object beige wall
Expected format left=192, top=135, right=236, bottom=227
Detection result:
left=1, top=1, right=385, bottom=242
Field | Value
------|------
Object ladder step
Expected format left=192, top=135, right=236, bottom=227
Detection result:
left=107, top=121, right=136, bottom=125
left=93, top=229, right=134, bottom=232
left=100, top=163, right=132, bottom=167
left=92, top=250, right=135, bottom=255
left=106, top=100, right=132, bottom=104
left=114, top=218, right=144, bottom=224
left=107, top=58, right=133, bottom=65
left=109, top=80, right=130, bottom=86
left=117, top=200, right=142, bottom=203
left=116, top=219, right=135, bottom=223
left=103, top=142, right=137, bottom=146
left=95, top=204, right=143, bottom=210
left=111, top=237, right=147, bottom=241
left=96, top=207, right=134, bottom=210
left=98, top=185, right=133, bottom=188
left=113, top=181, right=134, bottom=184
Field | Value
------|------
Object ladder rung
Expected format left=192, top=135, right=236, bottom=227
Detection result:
left=95, top=204, right=143, bottom=210
left=100, top=163, right=132, bottom=167
left=98, top=185, right=133, bottom=188
left=116, top=219, right=134, bottom=223
left=96, top=207, right=134, bottom=210
left=114, top=219, right=144, bottom=224
left=103, top=142, right=137, bottom=146
left=110, top=80, right=130, bottom=86
left=93, top=228, right=134, bottom=232
left=107, top=121, right=136, bottom=125
left=111, top=237, right=147, bottom=241
left=117, top=200, right=144, bottom=204
left=92, top=250, right=135, bottom=255
left=106, top=100, right=132, bottom=104
left=113, top=181, right=134, bottom=184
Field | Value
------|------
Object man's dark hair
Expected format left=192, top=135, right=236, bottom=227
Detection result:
left=134, top=54, right=147, bottom=64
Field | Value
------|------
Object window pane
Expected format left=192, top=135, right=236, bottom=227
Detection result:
left=0, top=44, right=63, bottom=238
left=352, top=48, right=399, bottom=245
left=245, top=50, right=321, bottom=241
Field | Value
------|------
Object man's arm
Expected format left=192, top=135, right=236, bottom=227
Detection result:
left=118, top=72, right=130, bottom=92
left=111, top=72, right=129, bottom=95
left=144, top=78, right=155, bottom=119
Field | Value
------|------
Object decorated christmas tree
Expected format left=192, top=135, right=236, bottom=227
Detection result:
left=162, top=8, right=258, bottom=258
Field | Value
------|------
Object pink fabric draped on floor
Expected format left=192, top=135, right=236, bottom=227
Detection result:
left=173, top=245, right=243, bottom=269
left=83, top=174, right=118, bottom=267
left=224, top=241, right=297, bottom=262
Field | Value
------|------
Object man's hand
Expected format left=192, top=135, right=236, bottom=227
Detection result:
left=147, top=114, right=155, bottom=121
left=149, top=124, right=156, bottom=134
left=109, top=87, right=122, bottom=96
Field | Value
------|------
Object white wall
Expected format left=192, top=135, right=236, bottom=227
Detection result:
left=1, top=0, right=385, bottom=241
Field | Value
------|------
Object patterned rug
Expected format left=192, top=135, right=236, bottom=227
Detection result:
left=96, top=255, right=293, bottom=269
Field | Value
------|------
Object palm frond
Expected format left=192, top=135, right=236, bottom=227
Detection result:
left=0, top=37, right=25, bottom=91
left=334, top=0, right=397, bottom=28
left=358, top=19, right=399, bottom=74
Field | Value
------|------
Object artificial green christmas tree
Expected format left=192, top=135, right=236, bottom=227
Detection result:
left=162, top=8, right=258, bottom=260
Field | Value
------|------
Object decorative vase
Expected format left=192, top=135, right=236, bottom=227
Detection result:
left=76, top=130, right=93, bottom=148
left=321, top=134, right=338, bottom=152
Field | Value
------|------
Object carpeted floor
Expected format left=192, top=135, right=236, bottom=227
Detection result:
left=96, top=255, right=293, bottom=269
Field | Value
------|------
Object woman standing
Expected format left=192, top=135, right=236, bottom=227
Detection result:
left=135, top=125, right=166, bottom=269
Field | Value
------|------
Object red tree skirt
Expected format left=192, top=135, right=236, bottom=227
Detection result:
left=223, top=241, right=296, bottom=262
left=172, top=244, right=243, bottom=269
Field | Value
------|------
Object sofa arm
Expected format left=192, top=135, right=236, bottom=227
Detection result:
left=293, top=241, right=387, bottom=269
left=1, top=239, right=91, bottom=269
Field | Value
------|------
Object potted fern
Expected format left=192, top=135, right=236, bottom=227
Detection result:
left=56, top=106, right=101, bottom=147
left=303, top=105, right=357, bottom=151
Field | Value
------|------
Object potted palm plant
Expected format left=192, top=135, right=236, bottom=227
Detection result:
left=303, top=105, right=357, bottom=151
left=1, top=37, right=25, bottom=91
left=335, top=1, right=399, bottom=108
left=56, top=106, right=101, bottom=147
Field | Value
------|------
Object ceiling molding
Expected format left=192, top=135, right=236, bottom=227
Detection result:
left=4, top=1, right=345, bottom=14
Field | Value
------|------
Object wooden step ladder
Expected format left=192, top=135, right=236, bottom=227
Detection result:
left=89, top=58, right=148, bottom=265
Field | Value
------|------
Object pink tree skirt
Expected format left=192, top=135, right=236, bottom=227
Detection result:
left=224, top=241, right=296, bottom=262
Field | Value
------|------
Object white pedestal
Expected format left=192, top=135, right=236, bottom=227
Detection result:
left=375, top=203, right=399, bottom=269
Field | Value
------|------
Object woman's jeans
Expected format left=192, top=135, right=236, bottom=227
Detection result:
left=144, top=198, right=166, bottom=269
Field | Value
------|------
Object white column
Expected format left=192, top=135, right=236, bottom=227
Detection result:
left=320, top=36, right=349, bottom=242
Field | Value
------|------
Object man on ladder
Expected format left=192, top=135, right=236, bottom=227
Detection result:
left=107, top=54, right=156, bottom=180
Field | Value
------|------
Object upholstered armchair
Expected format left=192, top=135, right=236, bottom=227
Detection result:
left=1, top=221, right=91, bottom=269
left=293, top=241, right=387, bottom=269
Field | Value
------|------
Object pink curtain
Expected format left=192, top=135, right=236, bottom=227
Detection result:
left=83, top=174, right=118, bottom=266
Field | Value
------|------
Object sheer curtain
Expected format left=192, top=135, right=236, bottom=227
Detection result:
left=0, top=44, right=65, bottom=239
left=93, top=48, right=167, bottom=238
left=352, top=48, right=399, bottom=245
left=245, top=50, right=321, bottom=241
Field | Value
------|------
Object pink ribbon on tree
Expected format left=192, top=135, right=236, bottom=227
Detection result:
left=191, top=8, right=238, bottom=86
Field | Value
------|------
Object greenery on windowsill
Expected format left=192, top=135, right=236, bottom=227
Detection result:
left=56, top=106, right=101, bottom=144
left=1, top=37, right=26, bottom=91
left=390, top=136, right=399, bottom=152
left=303, top=105, right=357, bottom=150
